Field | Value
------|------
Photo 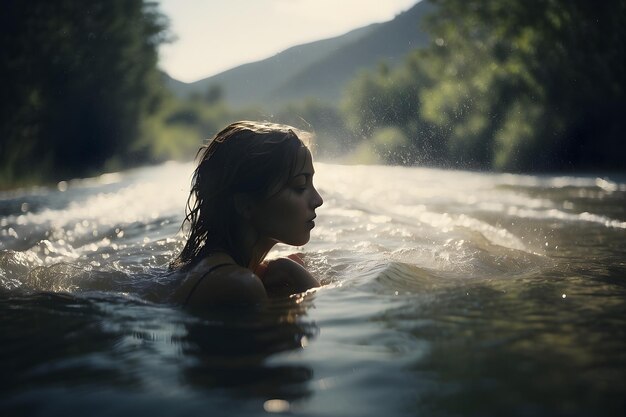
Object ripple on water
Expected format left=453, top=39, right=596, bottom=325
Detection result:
left=1, top=162, right=625, bottom=416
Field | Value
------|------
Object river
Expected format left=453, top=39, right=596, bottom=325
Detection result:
left=1, top=161, right=625, bottom=416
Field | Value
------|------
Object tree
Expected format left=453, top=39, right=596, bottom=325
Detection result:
left=0, top=0, right=171, bottom=187
left=342, top=53, right=446, bottom=165
left=422, top=0, right=626, bottom=171
left=341, top=0, right=625, bottom=171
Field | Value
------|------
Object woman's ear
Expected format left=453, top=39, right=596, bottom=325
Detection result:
left=233, top=193, right=255, bottom=219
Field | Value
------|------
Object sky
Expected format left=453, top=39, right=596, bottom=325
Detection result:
left=158, top=0, right=419, bottom=83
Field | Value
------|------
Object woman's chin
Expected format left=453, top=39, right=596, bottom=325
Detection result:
left=284, top=234, right=310, bottom=247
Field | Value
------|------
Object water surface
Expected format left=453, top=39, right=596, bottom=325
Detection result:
left=1, top=162, right=625, bottom=416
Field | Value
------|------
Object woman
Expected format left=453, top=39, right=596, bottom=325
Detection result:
left=170, top=121, right=324, bottom=307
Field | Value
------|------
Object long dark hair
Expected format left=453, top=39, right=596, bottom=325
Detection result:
left=171, top=121, right=311, bottom=270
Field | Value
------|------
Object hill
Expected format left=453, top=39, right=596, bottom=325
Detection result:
left=165, top=1, right=433, bottom=107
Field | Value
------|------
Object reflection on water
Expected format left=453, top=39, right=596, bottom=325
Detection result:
left=182, top=299, right=317, bottom=402
left=0, top=290, right=317, bottom=415
left=1, top=162, right=625, bottom=416
left=377, top=276, right=626, bottom=416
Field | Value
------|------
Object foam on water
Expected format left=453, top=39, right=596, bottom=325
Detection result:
left=0, top=162, right=624, bottom=297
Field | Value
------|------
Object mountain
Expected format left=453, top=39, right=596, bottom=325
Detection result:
left=165, top=1, right=433, bottom=107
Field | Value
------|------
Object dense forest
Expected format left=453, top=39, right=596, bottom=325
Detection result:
left=1, top=0, right=624, bottom=188
left=0, top=0, right=170, bottom=188
left=343, top=0, right=626, bottom=171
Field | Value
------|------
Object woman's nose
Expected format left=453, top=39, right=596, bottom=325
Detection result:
left=311, top=186, right=323, bottom=208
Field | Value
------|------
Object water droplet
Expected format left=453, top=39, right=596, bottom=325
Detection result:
left=263, top=399, right=290, bottom=413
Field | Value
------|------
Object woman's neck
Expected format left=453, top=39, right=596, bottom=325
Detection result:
left=244, top=237, right=275, bottom=270
left=224, top=225, right=274, bottom=270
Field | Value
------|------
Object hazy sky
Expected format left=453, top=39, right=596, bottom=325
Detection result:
left=158, top=0, right=419, bottom=83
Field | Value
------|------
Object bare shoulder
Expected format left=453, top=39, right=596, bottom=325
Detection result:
left=174, top=260, right=267, bottom=308
left=258, top=257, right=320, bottom=297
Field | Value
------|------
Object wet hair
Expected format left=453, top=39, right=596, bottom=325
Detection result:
left=171, top=121, right=311, bottom=270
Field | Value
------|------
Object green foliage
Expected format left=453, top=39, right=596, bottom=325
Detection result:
left=3, top=0, right=623, bottom=186
left=0, top=0, right=170, bottom=188
left=493, top=99, right=546, bottom=171
left=342, top=0, right=626, bottom=172
left=342, top=53, right=448, bottom=166
left=135, top=89, right=236, bottom=162
left=420, top=0, right=626, bottom=171
left=345, top=141, right=384, bottom=165
left=346, top=126, right=413, bottom=165
left=271, top=99, right=354, bottom=159
left=371, top=127, right=413, bottom=164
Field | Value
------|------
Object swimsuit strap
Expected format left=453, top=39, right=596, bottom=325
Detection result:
left=183, top=263, right=233, bottom=306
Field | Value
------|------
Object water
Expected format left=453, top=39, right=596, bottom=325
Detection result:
left=1, top=161, right=625, bottom=416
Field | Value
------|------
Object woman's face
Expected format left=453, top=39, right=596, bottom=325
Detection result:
left=250, top=148, right=323, bottom=246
